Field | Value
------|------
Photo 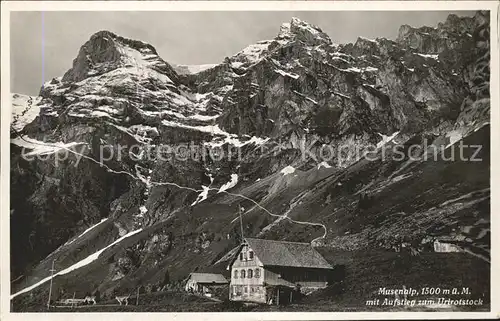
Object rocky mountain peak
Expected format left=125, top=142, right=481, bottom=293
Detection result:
left=397, top=13, right=475, bottom=43
left=277, top=17, right=332, bottom=45
left=228, top=17, right=333, bottom=67
left=438, top=13, right=475, bottom=33
left=61, top=30, right=177, bottom=84
left=353, top=36, right=380, bottom=51
left=395, top=13, right=477, bottom=55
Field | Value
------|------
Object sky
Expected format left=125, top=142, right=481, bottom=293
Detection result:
left=11, top=11, right=474, bottom=95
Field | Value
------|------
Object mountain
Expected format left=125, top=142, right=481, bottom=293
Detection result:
left=10, top=11, right=490, bottom=310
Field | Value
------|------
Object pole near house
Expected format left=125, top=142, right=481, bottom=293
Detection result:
left=239, top=206, right=245, bottom=241
left=136, top=287, right=140, bottom=305
left=47, top=259, right=56, bottom=309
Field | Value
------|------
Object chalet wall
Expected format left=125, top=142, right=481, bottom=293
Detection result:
left=185, top=279, right=197, bottom=291
left=434, top=240, right=462, bottom=253
left=232, top=244, right=263, bottom=268
left=264, top=266, right=330, bottom=289
left=230, top=244, right=266, bottom=303
left=231, top=269, right=263, bottom=286
left=264, top=268, right=292, bottom=286
left=185, top=280, right=210, bottom=293
left=230, top=285, right=266, bottom=303
left=231, top=244, right=264, bottom=286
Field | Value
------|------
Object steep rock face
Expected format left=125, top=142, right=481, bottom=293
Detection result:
left=214, top=17, right=473, bottom=142
left=455, top=10, right=490, bottom=131
left=396, top=17, right=473, bottom=54
left=11, top=94, right=42, bottom=132
left=61, top=30, right=179, bottom=84
left=10, top=12, right=490, bottom=309
left=396, top=12, right=480, bottom=85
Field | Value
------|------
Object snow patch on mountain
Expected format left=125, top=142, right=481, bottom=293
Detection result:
left=233, top=41, right=272, bottom=64
left=162, top=120, right=226, bottom=135
left=359, top=36, right=378, bottom=43
left=293, top=90, right=318, bottom=104
left=174, top=64, right=218, bottom=75
left=291, top=17, right=321, bottom=35
left=416, top=53, right=439, bottom=60
left=11, top=93, right=42, bottom=132
left=345, top=67, right=362, bottom=73
left=11, top=228, right=143, bottom=299
left=11, top=136, right=86, bottom=156
left=64, top=218, right=109, bottom=247
left=317, top=161, right=332, bottom=169
left=187, top=114, right=220, bottom=121
left=218, top=174, right=239, bottom=193
left=143, top=109, right=185, bottom=119
left=376, top=131, right=400, bottom=148
left=204, top=135, right=269, bottom=148
left=245, top=136, right=270, bottom=145
left=138, top=206, right=148, bottom=218
left=91, top=110, right=115, bottom=119
left=333, top=92, right=351, bottom=100
left=118, top=45, right=174, bottom=84
left=191, top=186, right=210, bottom=206
left=281, top=166, right=296, bottom=175
left=445, top=130, right=464, bottom=148
left=274, top=69, right=300, bottom=79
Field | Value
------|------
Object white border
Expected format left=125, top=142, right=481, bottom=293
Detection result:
left=1, top=1, right=498, bottom=320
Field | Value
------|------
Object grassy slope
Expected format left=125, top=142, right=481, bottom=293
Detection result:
left=270, top=125, right=490, bottom=256
left=310, top=250, right=490, bottom=311
left=14, top=250, right=489, bottom=312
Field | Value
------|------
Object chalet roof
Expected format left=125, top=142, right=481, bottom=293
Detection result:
left=244, top=238, right=333, bottom=270
left=187, top=273, right=228, bottom=284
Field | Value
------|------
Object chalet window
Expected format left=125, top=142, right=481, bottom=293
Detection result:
left=234, top=270, right=239, bottom=279
left=247, top=269, right=253, bottom=278
left=249, top=251, right=254, bottom=259
left=241, top=269, right=246, bottom=278
left=255, top=268, right=260, bottom=278
left=244, top=286, right=248, bottom=293
left=250, top=286, right=255, bottom=293
left=240, top=253, right=243, bottom=260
